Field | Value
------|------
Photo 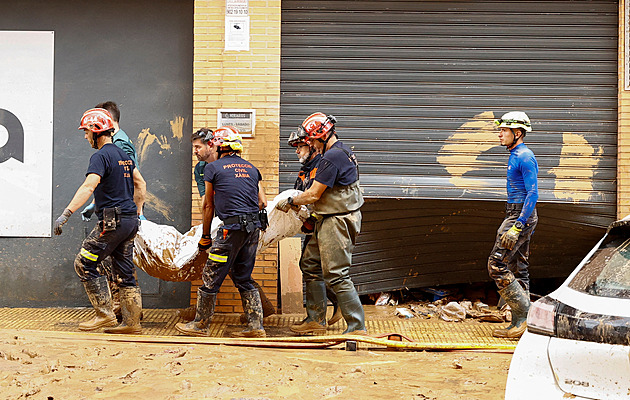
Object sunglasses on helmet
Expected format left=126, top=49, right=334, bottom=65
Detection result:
left=495, top=118, right=531, bottom=127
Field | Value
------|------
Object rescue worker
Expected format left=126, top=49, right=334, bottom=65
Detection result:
left=488, top=111, right=538, bottom=339
left=287, top=128, right=342, bottom=328
left=176, top=126, right=268, bottom=338
left=53, top=108, right=146, bottom=334
left=276, top=113, right=366, bottom=335
left=79, top=101, right=146, bottom=320
left=80, top=101, right=144, bottom=220
left=190, top=128, right=276, bottom=321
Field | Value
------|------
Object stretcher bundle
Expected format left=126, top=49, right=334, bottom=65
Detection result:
left=133, top=190, right=308, bottom=282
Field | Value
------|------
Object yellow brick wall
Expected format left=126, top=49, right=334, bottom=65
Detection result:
left=620, top=0, right=630, bottom=218
left=191, top=0, right=280, bottom=313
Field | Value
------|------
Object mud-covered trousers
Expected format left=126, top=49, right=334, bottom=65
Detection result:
left=300, top=210, right=363, bottom=330
left=487, top=204, right=538, bottom=290
left=74, top=216, right=139, bottom=287
left=201, top=227, right=259, bottom=295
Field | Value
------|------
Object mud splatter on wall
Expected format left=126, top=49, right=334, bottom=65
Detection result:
left=137, top=128, right=172, bottom=166
left=436, top=111, right=501, bottom=187
left=549, top=132, right=603, bottom=202
left=135, top=116, right=186, bottom=221
left=170, top=116, right=184, bottom=141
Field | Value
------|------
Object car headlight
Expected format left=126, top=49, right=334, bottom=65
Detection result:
left=527, top=296, right=558, bottom=336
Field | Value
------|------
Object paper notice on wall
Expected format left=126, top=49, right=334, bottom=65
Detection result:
left=225, top=16, right=250, bottom=51
left=0, top=31, right=54, bottom=237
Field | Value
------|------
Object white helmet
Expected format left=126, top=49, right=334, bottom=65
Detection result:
left=495, top=111, right=532, bottom=132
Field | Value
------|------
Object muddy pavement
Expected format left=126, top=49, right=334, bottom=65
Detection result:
left=0, top=328, right=511, bottom=400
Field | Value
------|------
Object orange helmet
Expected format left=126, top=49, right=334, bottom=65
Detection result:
left=299, top=113, right=336, bottom=141
left=78, top=108, right=115, bottom=133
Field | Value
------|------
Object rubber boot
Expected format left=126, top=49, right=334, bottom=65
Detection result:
left=232, top=289, right=266, bottom=338
left=493, top=280, right=530, bottom=338
left=79, top=276, right=117, bottom=331
left=326, top=286, right=342, bottom=326
left=336, top=286, right=367, bottom=335
left=175, top=289, right=216, bottom=337
left=291, top=281, right=327, bottom=335
left=104, top=286, right=142, bottom=335
left=239, top=281, right=276, bottom=323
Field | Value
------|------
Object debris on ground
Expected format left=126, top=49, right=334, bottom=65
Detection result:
left=374, top=291, right=509, bottom=323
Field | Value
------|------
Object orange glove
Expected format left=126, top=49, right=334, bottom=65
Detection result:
left=198, top=234, right=212, bottom=251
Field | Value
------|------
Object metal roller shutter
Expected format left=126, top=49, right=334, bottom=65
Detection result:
left=280, top=0, right=618, bottom=292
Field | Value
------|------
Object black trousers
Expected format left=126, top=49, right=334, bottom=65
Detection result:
left=74, top=216, right=139, bottom=287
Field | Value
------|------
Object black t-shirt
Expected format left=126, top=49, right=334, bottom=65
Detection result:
left=314, top=141, right=358, bottom=188
left=87, top=143, right=137, bottom=219
left=204, top=154, right=261, bottom=228
left=294, top=154, right=321, bottom=192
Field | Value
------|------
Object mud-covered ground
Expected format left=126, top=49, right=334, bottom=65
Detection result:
left=0, top=329, right=512, bottom=400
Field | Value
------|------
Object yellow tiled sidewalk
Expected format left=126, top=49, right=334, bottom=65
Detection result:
left=0, top=306, right=517, bottom=351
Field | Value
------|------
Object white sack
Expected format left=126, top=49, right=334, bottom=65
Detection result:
left=133, top=189, right=308, bottom=282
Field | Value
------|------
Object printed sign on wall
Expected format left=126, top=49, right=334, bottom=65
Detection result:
left=0, top=31, right=54, bottom=237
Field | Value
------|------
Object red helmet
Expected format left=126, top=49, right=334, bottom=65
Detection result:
left=299, top=113, right=336, bottom=141
left=79, top=108, right=114, bottom=133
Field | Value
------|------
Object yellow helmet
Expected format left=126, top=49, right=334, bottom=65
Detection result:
left=214, top=126, right=243, bottom=152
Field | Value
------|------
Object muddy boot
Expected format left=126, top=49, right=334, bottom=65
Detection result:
left=493, top=280, right=530, bottom=339
left=79, top=276, right=117, bottom=331
left=326, top=287, right=342, bottom=326
left=239, top=281, right=275, bottom=323
left=291, top=281, right=327, bottom=335
left=335, top=284, right=367, bottom=335
left=232, top=289, right=266, bottom=338
left=178, top=305, right=197, bottom=322
left=175, top=289, right=215, bottom=337
left=104, top=286, right=142, bottom=335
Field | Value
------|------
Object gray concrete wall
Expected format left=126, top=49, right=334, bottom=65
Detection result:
left=0, top=0, right=194, bottom=307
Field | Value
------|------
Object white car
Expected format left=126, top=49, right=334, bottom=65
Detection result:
left=506, top=218, right=630, bottom=400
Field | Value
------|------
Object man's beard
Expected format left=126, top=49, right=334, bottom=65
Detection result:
left=299, top=154, right=309, bottom=164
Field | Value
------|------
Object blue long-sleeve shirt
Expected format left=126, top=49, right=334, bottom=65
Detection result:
left=507, top=143, right=539, bottom=224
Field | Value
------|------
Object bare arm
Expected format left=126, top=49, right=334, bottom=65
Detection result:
left=133, top=168, right=146, bottom=215
left=65, top=174, right=101, bottom=213
left=291, top=180, right=327, bottom=206
left=202, top=181, right=215, bottom=235
left=258, top=181, right=268, bottom=210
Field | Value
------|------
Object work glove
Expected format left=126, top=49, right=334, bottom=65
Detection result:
left=80, top=203, right=96, bottom=221
left=500, top=221, right=523, bottom=250
left=54, top=209, right=73, bottom=236
left=276, top=197, right=299, bottom=213
left=301, top=215, right=317, bottom=233
left=198, top=234, right=212, bottom=251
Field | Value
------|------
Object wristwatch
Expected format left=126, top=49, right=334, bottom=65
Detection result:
left=514, top=221, right=524, bottom=230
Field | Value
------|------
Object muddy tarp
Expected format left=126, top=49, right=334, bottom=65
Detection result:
left=133, top=190, right=308, bottom=281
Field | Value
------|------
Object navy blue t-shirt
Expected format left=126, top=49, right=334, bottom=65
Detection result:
left=294, top=154, right=321, bottom=192
left=314, top=141, right=358, bottom=188
left=204, top=154, right=261, bottom=229
left=87, top=143, right=137, bottom=219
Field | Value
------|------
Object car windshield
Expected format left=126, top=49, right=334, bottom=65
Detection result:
left=568, top=238, right=630, bottom=299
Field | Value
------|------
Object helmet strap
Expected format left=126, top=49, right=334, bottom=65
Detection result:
left=91, top=131, right=98, bottom=149
left=505, top=128, right=523, bottom=151
left=319, top=132, right=336, bottom=155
